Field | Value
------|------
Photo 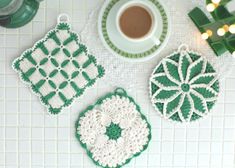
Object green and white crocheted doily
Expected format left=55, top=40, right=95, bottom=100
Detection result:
left=13, top=22, right=105, bottom=114
left=149, top=45, right=220, bottom=123
left=76, top=88, right=151, bottom=168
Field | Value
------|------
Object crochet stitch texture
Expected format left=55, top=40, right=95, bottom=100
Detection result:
left=150, top=46, right=220, bottom=122
left=13, top=23, right=105, bottom=114
left=76, top=88, right=151, bottom=168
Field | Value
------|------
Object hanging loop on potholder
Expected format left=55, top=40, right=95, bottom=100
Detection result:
left=57, top=13, right=70, bottom=24
left=76, top=88, right=151, bottom=168
left=12, top=14, right=105, bottom=114
left=149, top=44, right=220, bottom=123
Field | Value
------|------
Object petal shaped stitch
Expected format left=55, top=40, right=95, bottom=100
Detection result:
left=178, top=53, right=192, bottom=82
left=76, top=88, right=151, bottom=168
left=150, top=45, right=219, bottom=122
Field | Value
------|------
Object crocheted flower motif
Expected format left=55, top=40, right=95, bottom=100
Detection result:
left=13, top=23, right=105, bottom=114
left=76, top=88, right=151, bottom=168
left=150, top=47, right=220, bottom=122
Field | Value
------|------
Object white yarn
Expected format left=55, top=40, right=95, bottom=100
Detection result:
left=14, top=23, right=104, bottom=114
left=78, top=95, right=150, bottom=168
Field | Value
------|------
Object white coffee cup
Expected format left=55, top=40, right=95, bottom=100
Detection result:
left=116, top=0, right=160, bottom=45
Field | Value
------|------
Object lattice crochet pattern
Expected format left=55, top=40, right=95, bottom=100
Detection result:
left=149, top=45, right=220, bottom=123
left=76, top=88, right=151, bottom=168
left=13, top=22, right=105, bottom=114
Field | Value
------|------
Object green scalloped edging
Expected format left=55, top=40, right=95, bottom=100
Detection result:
left=12, top=22, right=105, bottom=114
left=101, top=0, right=168, bottom=58
left=76, top=88, right=152, bottom=168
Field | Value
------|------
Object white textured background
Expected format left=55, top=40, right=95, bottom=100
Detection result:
left=0, top=0, right=235, bottom=168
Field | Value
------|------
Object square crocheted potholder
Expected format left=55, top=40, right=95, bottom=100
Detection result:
left=13, top=22, right=105, bottom=114
left=76, top=88, right=151, bottom=168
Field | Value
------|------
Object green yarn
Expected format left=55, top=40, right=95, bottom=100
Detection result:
left=105, top=123, right=122, bottom=140
left=76, top=88, right=151, bottom=168
left=150, top=46, right=220, bottom=122
left=12, top=22, right=105, bottom=114
left=181, top=83, right=190, bottom=92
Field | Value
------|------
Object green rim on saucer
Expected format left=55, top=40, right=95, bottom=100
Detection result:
left=101, top=0, right=169, bottom=59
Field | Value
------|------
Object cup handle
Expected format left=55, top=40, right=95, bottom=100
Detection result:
left=150, top=36, right=161, bottom=46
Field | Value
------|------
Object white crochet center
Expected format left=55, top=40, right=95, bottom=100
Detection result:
left=78, top=95, right=150, bottom=168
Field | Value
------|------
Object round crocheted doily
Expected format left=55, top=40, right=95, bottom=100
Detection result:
left=76, top=88, right=151, bottom=168
left=149, top=44, right=220, bottom=123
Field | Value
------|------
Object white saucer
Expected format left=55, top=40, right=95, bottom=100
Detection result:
left=98, top=0, right=171, bottom=62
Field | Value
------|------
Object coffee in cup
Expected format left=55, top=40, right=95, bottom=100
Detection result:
left=119, top=6, right=152, bottom=39
left=116, top=1, right=160, bottom=45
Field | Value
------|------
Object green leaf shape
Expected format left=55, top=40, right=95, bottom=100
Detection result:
left=59, top=81, right=68, bottom=89
left=211, top=80, right=220, bottom=93
left=166, top=94, right=182, bottom=115
left=151, top=82, right=159, bottom=95
left=153, top=63, right=164, bottom=74
left=178, top=54, right=191, bottom=81
left=50, top=58, right=59, bottom=67
left=61, top=60, right=70, bottom=68
left=72, top=60, right=80, bottom=68
left=71, top=71, right=80, bottom=79
left=39, top=68, right=47, bottom=77
left=82, top=59, right=92, bottom=69
left=60, top=70, right=69, bottom=79
left=205, top=62, right=216, bottom=73
left=63, top=37, right=74, bottom=46
left=153, top=74, right=178, bottom=87
left=73, top=48, right=83, bottom=57
left=190, top=73, right=216, bottom=85
left=164, top=60, right=180, bottom=82
left=49, top=69, right=58, bottom=78
left=39, top=58, right=48, bottom=66
left=48, top=80, right=57, bottom=89
left=155, top=90, right=179, bottom=101
left=190, top=113, right=202, bottom=121
left=187, top=58, right=205, bottom=82
left=207, top=101, right=215, bottom=111
left=34, top=80, right=46, bottom=91
left=189, top=53, right=200, bottom=62
left=180, top=95, right=192, bottom=120
left=193, top=87, right=216, bottom=99
left=170, top=112, right=182, bottom=122
left=155, top=102, right=164, bottom=114
left=168, top=53, right=180, bottom=62
left=24, top=68, right=36, bottom=78
left=190, top=93, right=206, bottom=113
left=63, top=48, right=71, bottom=57
left=51, top=48, right=60, bottom=56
